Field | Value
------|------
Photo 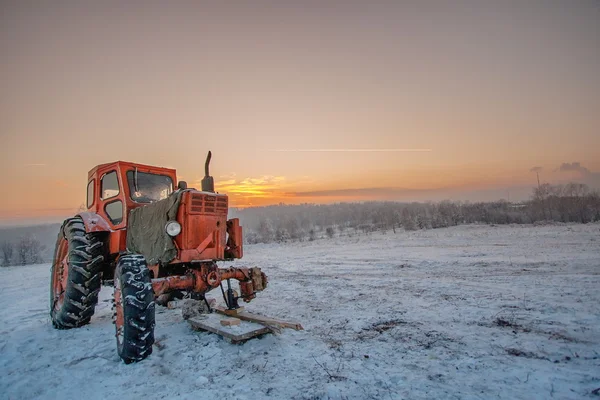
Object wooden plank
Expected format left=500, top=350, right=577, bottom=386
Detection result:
left=220, top=318, right=241, bottom=326
left=220, top=306, right=245, bottom=316
left=188, top=313, right=271, bottom=344
left=214, top=305, right=304, bottom=331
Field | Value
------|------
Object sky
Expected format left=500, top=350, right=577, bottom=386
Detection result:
left=1, top=1, right=599, bottom=225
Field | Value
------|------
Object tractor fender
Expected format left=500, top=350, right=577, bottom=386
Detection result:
left=77, top=212, right=113, bottom=233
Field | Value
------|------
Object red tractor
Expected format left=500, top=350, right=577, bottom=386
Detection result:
left=50, top=152, right=267, bottom=363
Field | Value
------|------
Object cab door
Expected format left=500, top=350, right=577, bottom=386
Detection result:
left=98, top=169, right=127, bottom=230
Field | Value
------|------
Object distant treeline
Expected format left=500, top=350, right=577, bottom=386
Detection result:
left=232, top=182, right=600, bottom=244
left=2, top=182, right=598, bottom=265
left=1, top=236, right=46, bottom=267
left=0, top=224, right=58, bottom=266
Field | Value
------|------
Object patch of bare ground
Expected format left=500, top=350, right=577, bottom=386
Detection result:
left=488, top=314, right=582, bottom=343
left=355, top=319, right=408, bottom=340
left=505, top=348, right=543, bottom=359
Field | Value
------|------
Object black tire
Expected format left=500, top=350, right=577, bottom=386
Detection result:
left=50, top=217, right=104, bottom=329
left=114, top=254, right=155, bottom=364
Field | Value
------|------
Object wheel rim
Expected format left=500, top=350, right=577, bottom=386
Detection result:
left=114, top=275, right=125, bottom=351
left=51, top=238, right=69, bottom=312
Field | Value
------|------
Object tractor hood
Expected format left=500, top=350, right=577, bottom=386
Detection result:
left=126, top=191, right=183, bottom=265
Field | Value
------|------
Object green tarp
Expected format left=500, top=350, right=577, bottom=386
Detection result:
left=126, top=191, right=183, bottom=265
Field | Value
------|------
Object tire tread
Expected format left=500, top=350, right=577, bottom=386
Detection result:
left=51, top=217, right=104, bottom=329
left=115, top=254, right=155, bottom=364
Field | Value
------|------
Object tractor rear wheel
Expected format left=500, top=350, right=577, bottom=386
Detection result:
left=50, top=217, right=104, bottom=329
left=114, top=254, right=155, bottom=364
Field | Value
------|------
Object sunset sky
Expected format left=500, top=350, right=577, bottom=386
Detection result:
left=1, top=1, right=599, bottom=225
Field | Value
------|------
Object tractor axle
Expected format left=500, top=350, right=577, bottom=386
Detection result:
left=151, top=264, right=267, bottom=302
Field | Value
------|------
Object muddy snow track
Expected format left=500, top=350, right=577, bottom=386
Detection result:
left=1, top=223, right=599, bottom=399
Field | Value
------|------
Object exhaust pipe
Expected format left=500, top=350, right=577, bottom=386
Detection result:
left=201, top=151, right=215, bottom=192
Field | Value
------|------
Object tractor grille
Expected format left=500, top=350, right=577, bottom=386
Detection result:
left=190, top=193, right=228, bottom=214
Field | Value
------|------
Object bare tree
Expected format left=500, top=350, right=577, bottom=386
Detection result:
left=257, top=218, right=274, bottom=243
left=532, top=183, right=556, bottom=220
left=244, top=230, right=259, bottom=244
left=274, top=227, right=289, bottom=243
left=1, top=241, right=13, bottom=267
left=325, top=227, right=335, bottom=239
left=401, top=208, right=417, bottom=231
left=284, top=217, right=302, bottom=241
left=564, top=182, right=591, bottom=223
left=17, top=236, right=43, bottom=265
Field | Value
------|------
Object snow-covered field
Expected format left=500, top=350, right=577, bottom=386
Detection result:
left=1, top=223, right=599, bottom=399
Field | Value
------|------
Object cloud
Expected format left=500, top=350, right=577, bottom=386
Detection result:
left=557, top=162, right=591, bottom=175
left=290, top=187, right=421, bottom=198
left=555, top=162, right=600, bottom=188
left=266, top=148, right=432, bottom=152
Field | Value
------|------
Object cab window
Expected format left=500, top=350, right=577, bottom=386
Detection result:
left=101, top=171, right=119, bottom=199
left=126, top=170, right=173, bottom=203
left=105, top=200, right=123, bottom=225
left=86, top=179, right=95, bottom=208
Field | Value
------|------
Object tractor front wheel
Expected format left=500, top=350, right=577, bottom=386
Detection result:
left=114, top=254, right=155, bottom=364
left=50, top=217, right=104, bottom=329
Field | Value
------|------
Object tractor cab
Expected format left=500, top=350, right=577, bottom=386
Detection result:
left=82, top=154, right=243, bottom=264
left=85, top=161, right=177, bottom=229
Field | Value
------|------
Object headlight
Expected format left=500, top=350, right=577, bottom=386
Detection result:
left=165, top=221, right=181, bottom=237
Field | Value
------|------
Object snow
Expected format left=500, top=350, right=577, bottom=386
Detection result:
left=1, top=223, right=599, bottom=399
